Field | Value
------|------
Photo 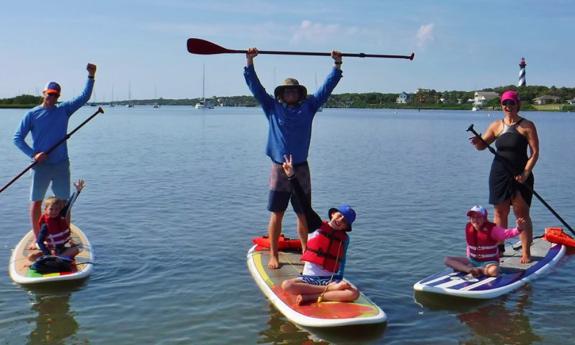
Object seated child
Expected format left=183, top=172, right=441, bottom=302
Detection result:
left=28, top=179, right=85, bottom=261
left=279, top=155, right=360, bottom=305
left=445, top=205, right=525, bottom=277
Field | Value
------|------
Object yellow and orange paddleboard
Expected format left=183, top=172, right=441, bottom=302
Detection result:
left=247, top=245, right=386, bottom=328
left=9, top=224, right=94, bottom=285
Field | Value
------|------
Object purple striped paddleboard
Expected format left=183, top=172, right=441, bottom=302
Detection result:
left=413, top=238, right=565, bottom=299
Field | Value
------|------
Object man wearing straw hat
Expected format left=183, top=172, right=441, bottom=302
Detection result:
left=244, top=48, right=342, bottom=269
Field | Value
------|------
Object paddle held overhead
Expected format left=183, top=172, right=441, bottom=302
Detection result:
left=187, top=38, right=414, bottom=60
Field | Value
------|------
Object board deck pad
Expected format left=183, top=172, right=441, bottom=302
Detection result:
left=247, top=245, right=386, bottom=327
left=413, top=238, right=565, bottom=299
left=9, top=224, right=94, bottom=285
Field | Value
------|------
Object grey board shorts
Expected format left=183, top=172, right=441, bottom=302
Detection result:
left=268, top=161, right=311, bottom=213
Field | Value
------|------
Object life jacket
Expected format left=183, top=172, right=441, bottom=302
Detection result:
left=466, top=221, right=499, bottom=262
left=252, top=234, right=302, bottom=251
left=301, top=222, right=348, bottom=272
left=39, top=214, right=71, bottom=248
left=31, top=255, right=74, bottom=274
left=545, top=227, right=575, bottom=248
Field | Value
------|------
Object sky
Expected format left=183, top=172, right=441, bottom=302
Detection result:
left=1, top=0, right=573, bottom=101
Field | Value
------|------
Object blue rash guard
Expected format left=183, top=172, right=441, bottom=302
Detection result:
left=13, top=78, right=95, bottom=164
left=244, top=65, right=342, bottom=164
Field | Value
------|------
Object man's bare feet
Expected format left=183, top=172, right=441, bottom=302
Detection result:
left=268, top=255, right=280, bottom=269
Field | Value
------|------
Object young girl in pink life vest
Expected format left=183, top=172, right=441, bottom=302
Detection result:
left=29, top=179, right=85, bottom=261
left=279, top=155, right=359, bottom=305
left=445, top=205, right=526, bottom=277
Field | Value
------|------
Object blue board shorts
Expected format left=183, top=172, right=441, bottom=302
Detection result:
left=30, top=160, right=70, bottom=201
left=300, top=275, right=342, bottom=286
left=268, top=161, right=311, bottom=213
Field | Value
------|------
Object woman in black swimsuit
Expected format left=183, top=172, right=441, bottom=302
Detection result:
left=470, top=90, right=539, bottom=263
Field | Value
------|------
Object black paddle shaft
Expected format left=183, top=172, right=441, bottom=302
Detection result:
left=0, top=107, right=104, bottom=195
left=187, top=38, right=415, bottom=60
left=467, top=124, right=574, bottom=235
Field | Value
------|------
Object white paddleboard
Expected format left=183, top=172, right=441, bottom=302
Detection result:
left=9, top=224, right=94, bottom=285
left=247, top=245, right=386, bottom=327
left=413, top=237, right=565, bottom=299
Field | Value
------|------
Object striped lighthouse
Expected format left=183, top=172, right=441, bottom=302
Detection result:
left=518, top=57, right=527, bottom=87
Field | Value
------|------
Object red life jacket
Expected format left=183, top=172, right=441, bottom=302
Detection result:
left=252, top=234, right=302, bottom=251
left=301, top=222, right=348, bottom=272
left=465, top=221, right=499, bottom=262
left=39, top=215, right=71, bottom=248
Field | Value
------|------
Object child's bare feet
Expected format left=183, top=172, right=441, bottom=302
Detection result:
left=295, top=294, right=319, bottom=305
left=327, top=281, right=351, bottom=291
left=469, top=268, right=483, bottom=277
left=295, top=295, right=304, bottom=305
left=27, top=251, right=42, bottom=262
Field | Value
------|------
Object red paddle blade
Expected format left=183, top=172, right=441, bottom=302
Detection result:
left=187, top=38, right=240, bottom=55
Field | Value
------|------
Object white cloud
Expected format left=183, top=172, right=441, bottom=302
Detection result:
left=416, top=23, right=434, bottom=48
left=290, top=20, right=347, bottom=45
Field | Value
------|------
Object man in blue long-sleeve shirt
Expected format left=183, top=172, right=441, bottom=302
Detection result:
left=14, top=63, right=96, bottom=237
left=244, top=48, right=342, bottom=269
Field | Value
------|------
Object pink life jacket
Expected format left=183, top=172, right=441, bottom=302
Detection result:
left=465, top=221, right=500, bottom=262
left=300, top=222, right=348, bottom=272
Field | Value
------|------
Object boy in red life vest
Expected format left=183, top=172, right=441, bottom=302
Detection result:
left=445, top=205, right=526, bottom=277
left=28, top=179, right=85, bottom=261
left=279, top=155, right=360, bottom=305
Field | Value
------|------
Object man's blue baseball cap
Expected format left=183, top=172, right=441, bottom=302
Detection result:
left=43, top=81, right=61, bottom=95
left=328, top=204, right=356, bottom=231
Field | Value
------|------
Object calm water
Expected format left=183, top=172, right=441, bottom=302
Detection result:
left=1, top=106, right=574, bottom=344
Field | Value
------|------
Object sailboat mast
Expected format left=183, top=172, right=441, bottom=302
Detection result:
left=202, top=64, right=206, bottom=101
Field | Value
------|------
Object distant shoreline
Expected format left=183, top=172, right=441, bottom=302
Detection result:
left=0, top=104, right=36, bottom=109
left=1, top=103, right=572, bottom=112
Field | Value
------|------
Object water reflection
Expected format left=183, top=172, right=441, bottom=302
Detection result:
left=415, top=288, right=540, bottom=345
left=258, top=305, right=328, bottom=344
left=457, top=289, right=541, bottom=345
left=26, top=282, right=87, bottom=345
left=258, top=304, right=386, bottom=344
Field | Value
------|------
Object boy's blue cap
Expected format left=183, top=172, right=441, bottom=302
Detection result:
left=329, top=204, right=356, bottom=231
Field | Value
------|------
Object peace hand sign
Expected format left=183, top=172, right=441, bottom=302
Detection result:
left=282, top=154, right=295, bottom=178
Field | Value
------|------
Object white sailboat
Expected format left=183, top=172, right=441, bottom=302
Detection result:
left=315, top=73, right=323, bottom=112
left=153, top=85, right=160, bottom=109
left=109, top=86, right=115, bottom=107
left=126, top=82, right=134, bottom=108
left=195, top=65, right=213, bottom=109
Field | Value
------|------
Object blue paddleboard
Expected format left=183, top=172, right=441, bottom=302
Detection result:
left=413, top=237, right=565, bottom=299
